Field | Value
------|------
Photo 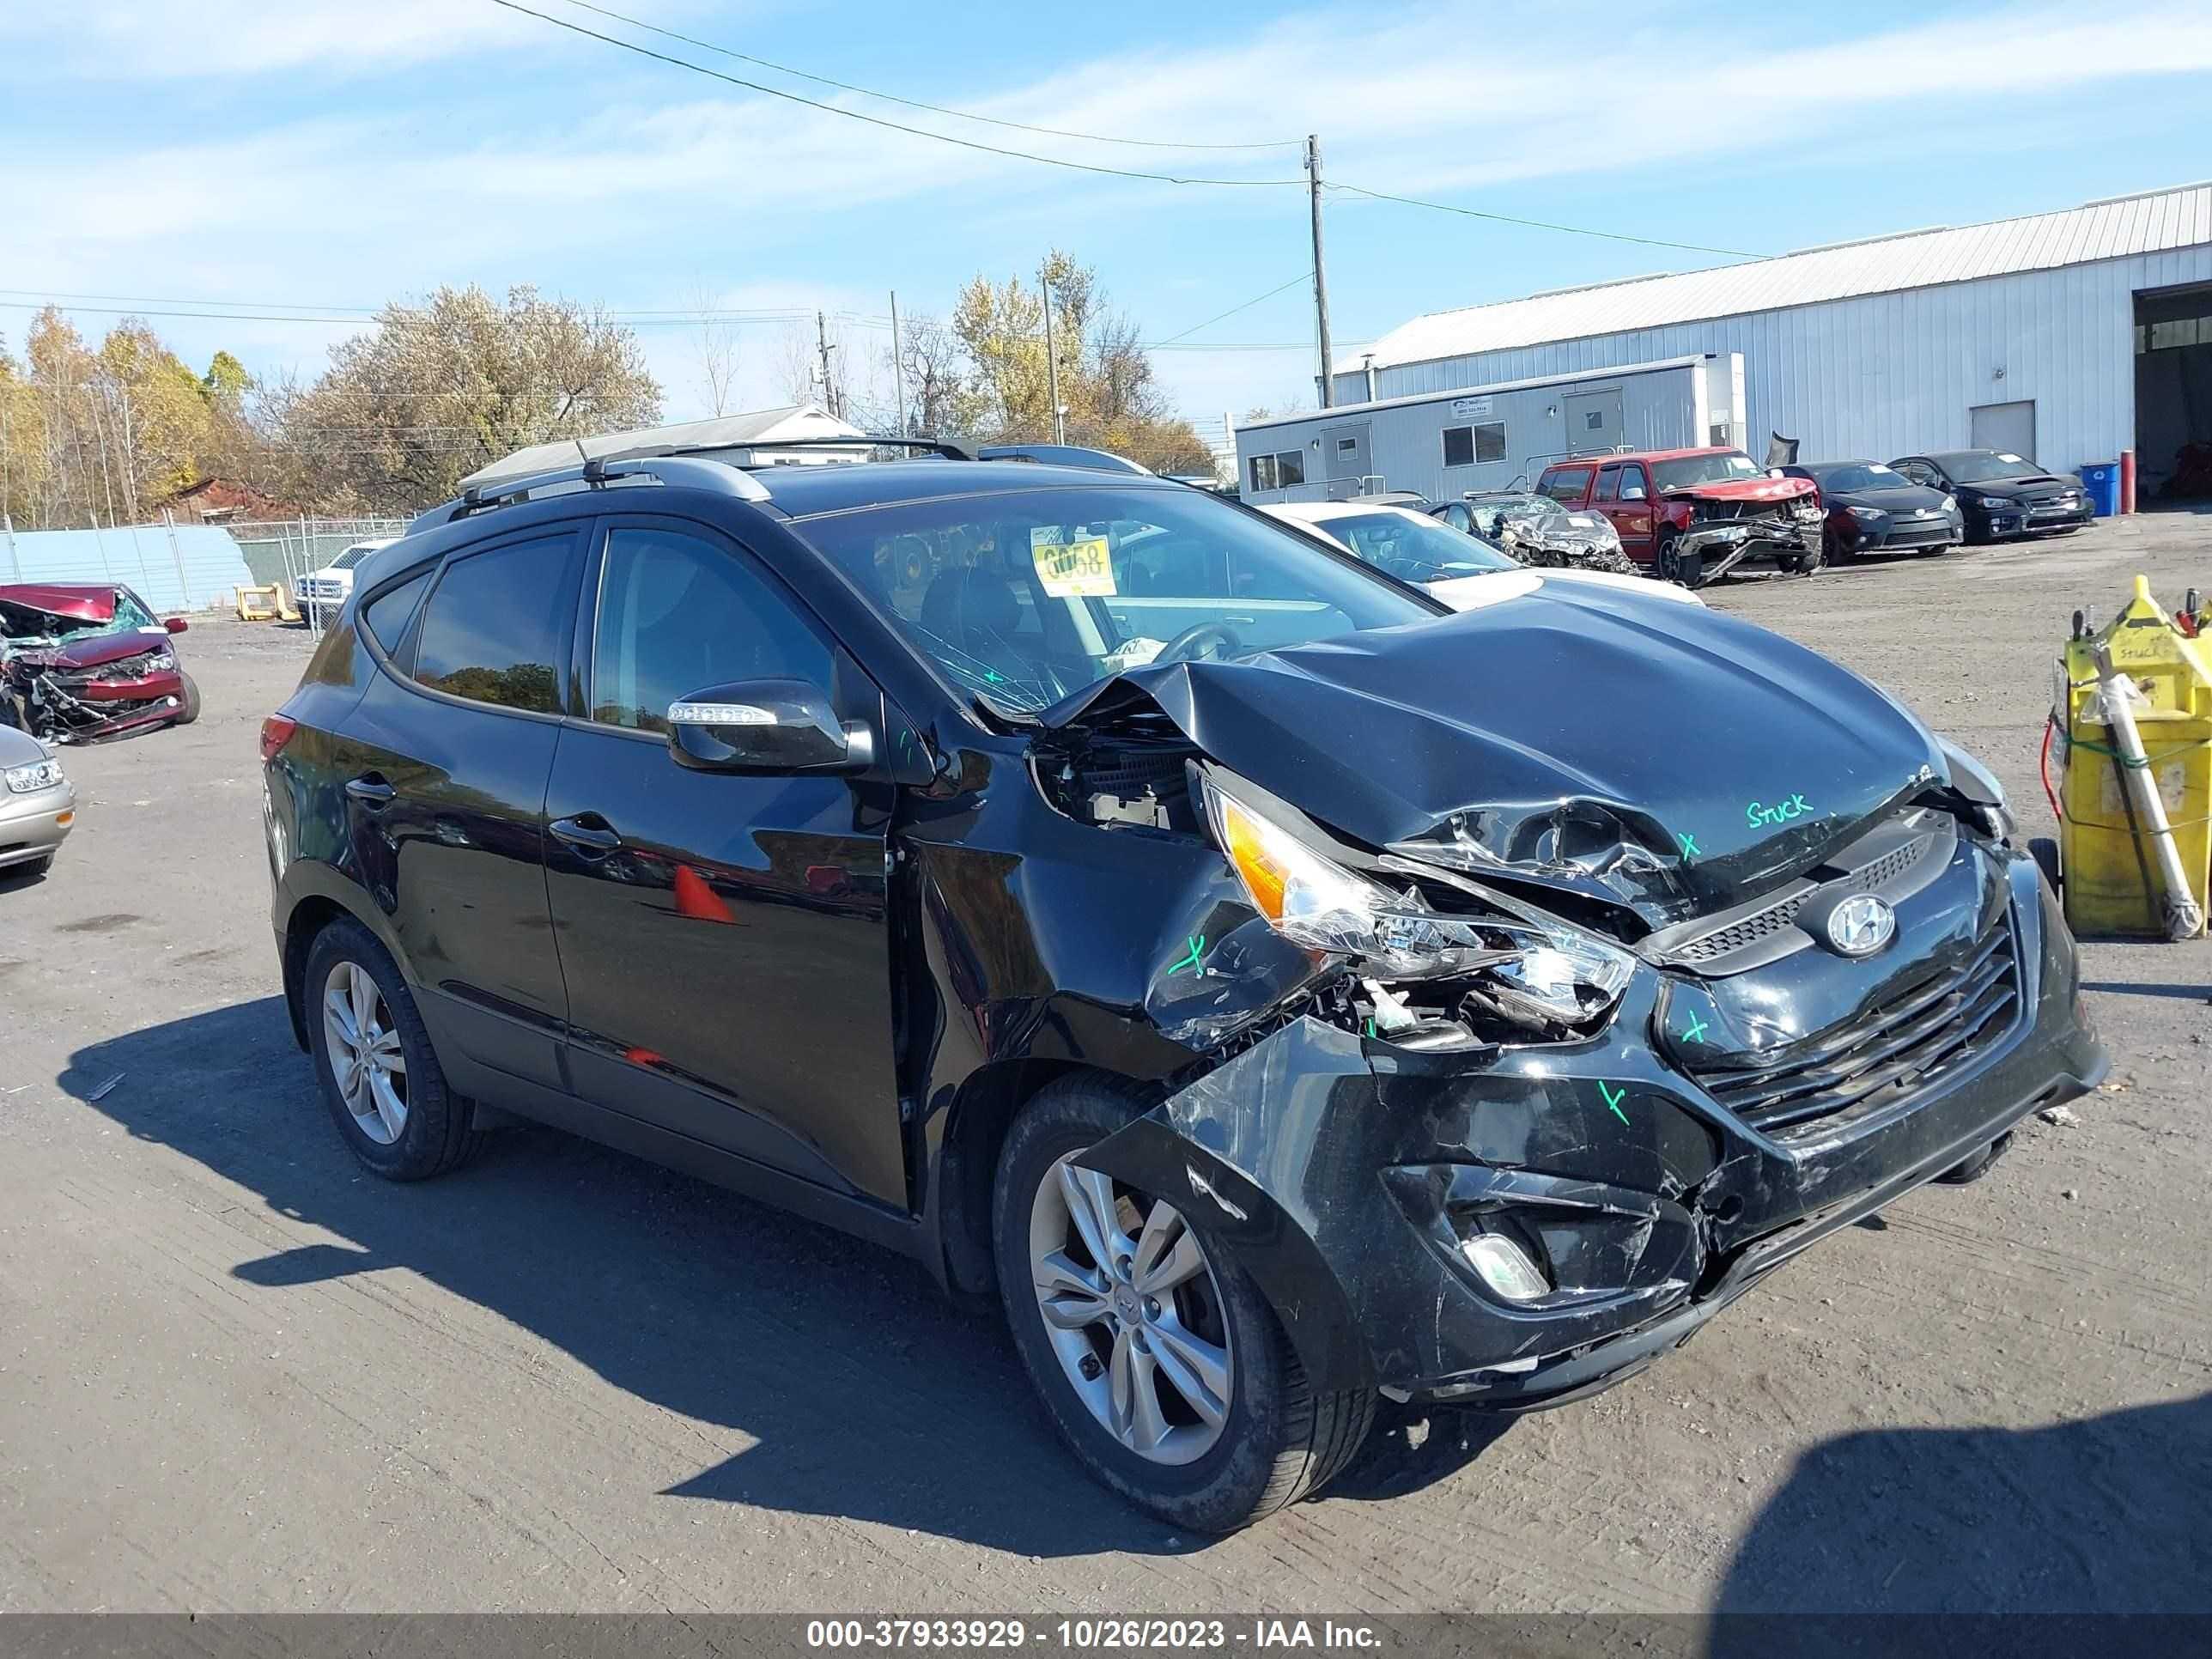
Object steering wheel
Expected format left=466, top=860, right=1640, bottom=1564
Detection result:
left=1152, top=620, right=1240, bottom=666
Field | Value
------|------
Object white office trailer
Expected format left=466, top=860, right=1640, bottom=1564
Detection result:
left=1236, top=355, right=1744, bottom=505
left=1243, top=183, right=2212, bottom=503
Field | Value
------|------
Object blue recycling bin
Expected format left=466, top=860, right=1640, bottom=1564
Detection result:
left=2081, top=461, right=2121, bottom=517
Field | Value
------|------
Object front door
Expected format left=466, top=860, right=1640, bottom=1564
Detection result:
left=542, top=515, right=904, bottom=1207
left=1589, top=461, right=1656, bottom=565
left=1322, top=422, right=1372, bottom=498
left=1970, top=399, right=2037, bottom=461
left=1564, top=387, right=1626, bottom=454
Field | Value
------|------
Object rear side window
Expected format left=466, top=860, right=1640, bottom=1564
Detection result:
left=1539, top=467, right=1590, bottom=504
left=411, top=534, right=578, bottom=714
left=362, top=568, right=431, bottom=653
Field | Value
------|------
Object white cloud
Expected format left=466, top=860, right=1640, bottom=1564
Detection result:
left=6, top=0, right=2209, bottom=420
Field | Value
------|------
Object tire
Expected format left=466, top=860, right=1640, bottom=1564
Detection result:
left=1655, top=532, right=1704, bottom=590
left=303, top=916, right=480, bottom=1181
left=2028, top=836, right=2062, bottom=894
left=172, top=672, right=201, bottom=726
left=1824, top=526, right=1850, bottom=567
left=1784, top=533, right=1826, bottom=577
left=992, top=1074, right=1375, bottom=1533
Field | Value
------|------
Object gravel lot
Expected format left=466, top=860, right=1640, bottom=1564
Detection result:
left=2, top=515, right=2207, bottom=1615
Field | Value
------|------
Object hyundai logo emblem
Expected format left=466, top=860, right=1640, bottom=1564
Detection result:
left=1826, top=894, right=1896, bottom=957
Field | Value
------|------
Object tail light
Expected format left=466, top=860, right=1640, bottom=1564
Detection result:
left=259, top=714, right=298, bottom=763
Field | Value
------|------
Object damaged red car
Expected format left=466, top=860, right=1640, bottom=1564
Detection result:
left=1538, top=447, right=1826, bottom=587
left=0, top=583, right=201, bottom=743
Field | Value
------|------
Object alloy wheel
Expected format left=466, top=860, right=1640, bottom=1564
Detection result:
left=1028, top=1153, right=1235, bottom=1466
left=322, top=959, right=409, bottom=1145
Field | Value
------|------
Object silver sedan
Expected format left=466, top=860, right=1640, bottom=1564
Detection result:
left=0, top=721, right=77, bottom=877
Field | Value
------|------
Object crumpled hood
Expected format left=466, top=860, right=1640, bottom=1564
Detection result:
left=1045, top=583, right=1949, bottom=927
left=0, top=584, right=114, bottom=625
left=1662, top=476, right=1814, bottom=505
left=41, top=630, right=167, bottom=671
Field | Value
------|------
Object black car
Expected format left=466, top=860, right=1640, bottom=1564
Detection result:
left=1889, top=450, right=2094, bottom=543
left=261, top=448, right=2106, bottom=1533
left=1779, top=460, right=1963, bottom=562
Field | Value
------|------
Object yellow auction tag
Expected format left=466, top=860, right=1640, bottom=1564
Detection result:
left=1030, top=526, right=1116, bottom=597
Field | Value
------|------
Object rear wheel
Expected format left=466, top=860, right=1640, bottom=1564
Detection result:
left=304, top=918, right=479, bottom=1180
left=993, top=1075, right=1373, bottom=1533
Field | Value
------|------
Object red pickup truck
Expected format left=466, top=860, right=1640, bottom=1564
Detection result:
left=1534, top=447, right=1826, bottom=588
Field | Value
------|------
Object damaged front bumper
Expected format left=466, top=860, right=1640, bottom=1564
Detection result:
left=1079, top=852, right=2106, bottom=1407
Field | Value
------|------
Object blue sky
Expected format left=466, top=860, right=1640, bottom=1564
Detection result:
left=5, top=0, right=2209, bottom=447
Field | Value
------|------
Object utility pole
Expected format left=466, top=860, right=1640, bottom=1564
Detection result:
left=815, top=310, right=839, bottom=418
left=1040, top=264, right=1065, bottom=447
left=1305, top=133, right=1334, bottom=409
left=890, top=290, right=908, bottom=437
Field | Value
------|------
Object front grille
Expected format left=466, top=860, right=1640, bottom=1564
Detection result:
left=1668, top=828, right=1938, bottom=968
left=1689, top=910, right=2022, bottom=1139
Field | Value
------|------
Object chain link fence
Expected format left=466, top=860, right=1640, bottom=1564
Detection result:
left=224, top=517, right=412, bottom=639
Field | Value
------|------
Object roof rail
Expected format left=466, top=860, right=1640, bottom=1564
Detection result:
left=408, top=453, right=772, bottom=534
left=703, top=434, right=975, bottom=463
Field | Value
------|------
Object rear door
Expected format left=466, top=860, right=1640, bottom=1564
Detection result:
left=342, top=524, right=586, bottom=1091
left=542, top=514, right=906, bottom=1207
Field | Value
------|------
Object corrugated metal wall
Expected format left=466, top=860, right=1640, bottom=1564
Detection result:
left=0, top=523, right=255, bottom=612
left=1334, top=247, right=2212, bottom=477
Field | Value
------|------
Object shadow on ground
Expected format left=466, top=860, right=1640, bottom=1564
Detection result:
left=1709, top=1390, right=2211, bottom=1620
left=62, top=1000, right=1498, bottom=1555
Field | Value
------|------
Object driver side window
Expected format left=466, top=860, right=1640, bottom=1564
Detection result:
left=590, top=525, right=834, bottom=733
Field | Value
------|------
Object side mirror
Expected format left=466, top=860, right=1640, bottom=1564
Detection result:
left=666, top=678, right=874, bottom=775
left=164, top=617, right=190, bottom=635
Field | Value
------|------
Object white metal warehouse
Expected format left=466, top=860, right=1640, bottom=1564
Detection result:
left=1242, top=182, right=2212, bottom=503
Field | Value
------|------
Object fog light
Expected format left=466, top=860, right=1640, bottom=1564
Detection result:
left=1461, top=1232, right=1551, bottom=1302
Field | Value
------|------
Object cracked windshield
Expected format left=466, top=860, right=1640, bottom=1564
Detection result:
left=796, top=484, right=1437, bottom=713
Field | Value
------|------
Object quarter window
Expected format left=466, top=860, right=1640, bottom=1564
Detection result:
left=1539, top=467, right=1591, bottom=504
left=410, top=534, right=576, bottom=714
left=362, top=568, right=431, bottom=653
left=589, top=526, right=833, bottom=733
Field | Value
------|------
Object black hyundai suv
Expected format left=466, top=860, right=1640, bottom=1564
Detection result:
left=262, top=446, right=2106, bottom=1532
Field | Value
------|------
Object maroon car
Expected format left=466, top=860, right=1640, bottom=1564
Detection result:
left=0, top=582, right=199, bottom=743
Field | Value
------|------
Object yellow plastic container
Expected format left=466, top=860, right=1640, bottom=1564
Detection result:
left=2055, top=577, right=2212, bottom=936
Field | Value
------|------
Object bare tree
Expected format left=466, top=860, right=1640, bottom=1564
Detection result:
left=688, top=280, right=741, bottom=417
left=772, top=320, right=821, bottom=408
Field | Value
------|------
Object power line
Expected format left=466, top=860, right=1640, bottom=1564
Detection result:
left=545, top=0, right=1299, bottom=153
left=1150, top=272, right=1313, bottom=348
left=484, top=0, right=1304, bottom=187
left=1322, top=181, right=1765, bottom=259
left=0, top=290, right=891, bottom=325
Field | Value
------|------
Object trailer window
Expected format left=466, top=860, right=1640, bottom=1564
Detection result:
left=1441, top=422, right=1506, bottom=469
left=1247, top=450, right=1304, bottom=492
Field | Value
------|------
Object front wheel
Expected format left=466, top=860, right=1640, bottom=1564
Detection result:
left=1655, top=532, right=1704, bottom=590
left=172, top=672, right=201, bottom=726
left=992, top=1076, right=1373, bottom=1533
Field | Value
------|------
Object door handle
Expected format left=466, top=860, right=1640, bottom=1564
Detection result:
left=345, top=775, right=396, bottom=807
left=549, top=815, right=623, bottom=854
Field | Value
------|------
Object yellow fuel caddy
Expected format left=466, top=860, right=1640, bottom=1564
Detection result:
left=2052, top=577, right=2212, bottom=937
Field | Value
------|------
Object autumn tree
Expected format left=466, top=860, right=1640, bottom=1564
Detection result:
left=274, top=284, right=661, bottom=512
left=928, top=251, right=1213, bottom=473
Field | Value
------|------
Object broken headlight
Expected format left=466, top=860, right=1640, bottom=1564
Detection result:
left=1200, top=775, right=1633, bottom=1024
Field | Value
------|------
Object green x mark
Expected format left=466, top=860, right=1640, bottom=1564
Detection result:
left=1676, top=830, right=1701, bottom=860
left=1680, top=1011, right=1710, bottom=1044
left=1167, top=935, right=1206, bottom=976
left=1597, top=1081, right=1630, bottom=1125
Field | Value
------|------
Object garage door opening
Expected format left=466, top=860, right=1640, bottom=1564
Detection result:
left=2135, top=280, right=2212, bottom=502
